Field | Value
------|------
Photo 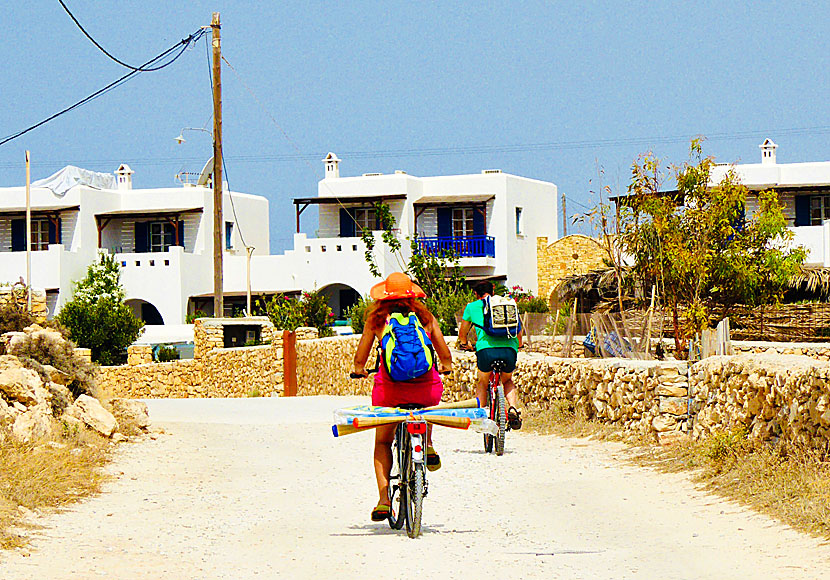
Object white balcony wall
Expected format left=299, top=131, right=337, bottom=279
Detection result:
left=790, top=225, right=825, bottom=266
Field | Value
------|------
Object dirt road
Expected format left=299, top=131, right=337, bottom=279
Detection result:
left=2, top=396, right=828, bottom=579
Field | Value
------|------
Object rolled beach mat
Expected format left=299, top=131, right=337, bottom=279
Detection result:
left=424, top=415, right=472, bottom=430
left=353, top=416, right=406, bottom=429
left=331, top=423, right=376, bottom=438
left=424, top=397, right=480, bottom=410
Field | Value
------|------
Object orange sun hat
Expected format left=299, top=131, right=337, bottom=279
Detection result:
left=369, top=272, right=426, bottom=301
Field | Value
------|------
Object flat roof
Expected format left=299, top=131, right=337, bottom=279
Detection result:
left=0, top=204, right=80, bottom=215
left=95, top=207, right=203, bottom=218
left=414, top=193, right=494, bottom=205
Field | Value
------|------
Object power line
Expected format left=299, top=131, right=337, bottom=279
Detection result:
left=0, top=27, right=207, bottom=148
left=57, top=0, right=170, bottom=71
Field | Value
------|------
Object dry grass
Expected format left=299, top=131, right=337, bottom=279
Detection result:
left=0, top=427, right=112, bottom=549
left=524, top=402, right=830, bottom=539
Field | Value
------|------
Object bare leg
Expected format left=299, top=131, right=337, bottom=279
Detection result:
left=501, top=372, right=519, bottom=409
left=476, top=370, right=490, bottom=407
left=373, top=425, right=395, bottom=505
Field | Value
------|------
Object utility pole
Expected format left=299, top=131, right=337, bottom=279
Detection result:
left=211, top=12, right=224, bottom=318
left=561, top=192, right=567, bottom=237
left=25, top=150, right=31, bottom=312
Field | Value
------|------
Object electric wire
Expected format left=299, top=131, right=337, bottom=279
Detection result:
left=57, top=0, right=187, bottom=72
left=0, top=27, right=208, bottom=148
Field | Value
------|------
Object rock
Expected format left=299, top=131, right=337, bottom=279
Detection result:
left=108, top=398, right=150, bottom=430
left=659, top=396, right=688, bottom=416
left=112, top=433, right=127, bottom=443
left=11, top=404, right=53, bottom=442
left=69, top=394, right=118, bottom=437
left=656, top=384, right=688, bottom=397
left=658, top=430, right=688, bottom=446
left=0, top=356, right=43, bottom=405
left=0, top=397, right=16, bottom=424
left=652, top=415, right=677, bottom=432
left=42, top=365, right=71, bottom=386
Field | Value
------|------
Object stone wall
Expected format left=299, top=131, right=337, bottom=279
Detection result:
left=296, top=335, right=372, bottom=397
left=201, top=344, right=283, bottom=397
left=536, top=235, right=606, bottom=302
left=0, top=286, right=48, bottom=320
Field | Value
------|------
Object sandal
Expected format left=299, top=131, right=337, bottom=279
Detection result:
left=426, top=446, right=441, bottom=471
left=507, top=406, right=522, bottom=430
left=371, top=502, right=391, bottom=522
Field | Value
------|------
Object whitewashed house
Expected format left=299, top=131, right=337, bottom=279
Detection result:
left=0, top=156, right=558, bottom=324
left=709, top=139, right=830, bottom=266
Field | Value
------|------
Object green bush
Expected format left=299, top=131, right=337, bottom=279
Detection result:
left=156, top=345, right=180, bottom=362
left=345, top=295, right=371, bottom=334
left=425, top=289, right=476, bottom=336
left=0, top=302, right=37, bottom=335
left=264, top=290, right=334, bottom=338
left=508, top=284, right=549, bottom=314
left=186, top=309, right=208, bottom=324
left=58, top=298, right=143, bottom=366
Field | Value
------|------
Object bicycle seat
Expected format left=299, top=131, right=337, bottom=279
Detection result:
left=489, top=359, right=508, bottom=373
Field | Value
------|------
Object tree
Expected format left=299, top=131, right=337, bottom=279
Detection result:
left=57, top=253, right=144, bottom=365
left=618, top=139, right=806, bottom=351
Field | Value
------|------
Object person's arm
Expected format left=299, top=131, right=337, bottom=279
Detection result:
left=353, top=326, right=376, bottom=376
left=457, top=319, right=473, bottom=350
left=428, top=316, right=452, bottom=373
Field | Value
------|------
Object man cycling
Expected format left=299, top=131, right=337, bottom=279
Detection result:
left=457, top=281, right=523, bottom=430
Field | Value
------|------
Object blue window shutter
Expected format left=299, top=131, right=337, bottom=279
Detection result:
left=473, top=207, right=485, bottom=236
left=135, top=222, right=149, bottom=252
left=340, top=208, right=355, bottom=237
left=164, top=222, right=175, bottom=248
left=794, top=196, right=811, bottom=226
left=437, top=208, right=452, bottom=238
left=177, top=220, right=185, bottom=246
left=11, top=219, right=25, bottom=252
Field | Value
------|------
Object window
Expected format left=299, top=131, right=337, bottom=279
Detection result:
left=30, top=219, right=50, bottom=251
left=354, top=207, right=376, bottom=231
left=810, top=196, right=830, bottom=225
left=149, top=222, right=175, bottom=252
left=515, top=207, right=524, bottom=236
left=452, top=207, right=475, bottom=237
left=225, top=222, right=234, bottom=249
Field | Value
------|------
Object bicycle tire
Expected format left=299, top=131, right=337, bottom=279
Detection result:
left=484, top=379, right=496, bottom=453
left=495, top=384, right=507, bottom=456
left=483, top=433, right=493, bottom=453
left=388, top=426, right=406, bottom=530
left=405, top=462, right=425, bottom=538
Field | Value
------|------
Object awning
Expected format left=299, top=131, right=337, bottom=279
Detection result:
left=94, top=207, right=203, bottom=219
left=413, top=193, right=494, bottom=205
left=293, top=194, right=407, bottom=206
left=0, top=204, right=80, bottom=215
left=190, top=289, right=301, bottom=299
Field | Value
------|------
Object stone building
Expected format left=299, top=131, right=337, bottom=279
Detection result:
left=536, top=235, right=606, bottom=302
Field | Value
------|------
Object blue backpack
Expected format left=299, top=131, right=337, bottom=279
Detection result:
left=380, top=312, right=435, bottom=382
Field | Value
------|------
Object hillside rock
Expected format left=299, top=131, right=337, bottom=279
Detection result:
left=108, top=398, right=150, bottom=430
left=0, top=355, right=45, bottom=406
left=12, top=403, right=53, bottom=442
left=66, top=394, right=118, bottom=437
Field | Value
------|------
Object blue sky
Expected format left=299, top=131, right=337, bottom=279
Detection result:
left=2, top=2, right=830, bottom=252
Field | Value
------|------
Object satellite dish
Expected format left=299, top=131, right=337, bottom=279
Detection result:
left=197, top=157, right=214, bottom=187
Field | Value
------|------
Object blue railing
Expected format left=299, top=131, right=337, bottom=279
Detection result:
left=416, top=235, right=495, bottom=258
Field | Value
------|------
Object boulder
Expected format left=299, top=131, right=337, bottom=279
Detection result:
left=68, top=394, right=118, bottom=437
left=0, top=356, right=44, bottom=406
left=0, top=397, right=15, bottom=424
left=11, top=404, right=53, bottom=442
left=108, top=398, right=150, bottom=430
left=652, top=414, right=678, bottom=432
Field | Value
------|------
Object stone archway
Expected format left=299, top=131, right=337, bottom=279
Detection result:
left=125, top=298, right=164, bottom=325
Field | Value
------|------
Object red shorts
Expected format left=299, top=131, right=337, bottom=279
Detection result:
left=371, top=365, right=443, bottom=408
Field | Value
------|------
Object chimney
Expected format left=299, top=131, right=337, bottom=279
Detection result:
left=759, top=138, right=778, bottom=165
left=115, top=164, right=134, bottom=190
left=323, top=152, right=340, bottom=179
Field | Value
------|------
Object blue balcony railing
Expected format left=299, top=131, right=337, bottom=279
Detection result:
left=416, top=235, right=495, bottom=258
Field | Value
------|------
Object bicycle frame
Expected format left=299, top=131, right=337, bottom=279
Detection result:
left=389, top=413, right=428, bottom=538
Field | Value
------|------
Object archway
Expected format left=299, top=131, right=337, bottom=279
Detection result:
left=125, top=298, right=165, bottom=325
left=318, top=283, right=361, bottom=320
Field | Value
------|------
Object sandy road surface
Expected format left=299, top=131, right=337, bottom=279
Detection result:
left=2, top=396, right=829, bottom=579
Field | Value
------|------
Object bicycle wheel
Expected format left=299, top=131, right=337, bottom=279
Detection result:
left=483, top=382, right=495, bottom=453
left=388, top=426, right=406, bottom=530
left=405, top=458, right=425, bottom=539
left=494, top=384, right=507, bottom=456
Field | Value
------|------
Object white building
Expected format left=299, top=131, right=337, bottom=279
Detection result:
left=0, top=157, right=558, bottom=324
left=710, top=139, right=830, bottom=266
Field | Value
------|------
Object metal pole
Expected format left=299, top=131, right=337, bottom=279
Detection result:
left=212, top=12, right=224, bottom=318
left=25, top=150, right=31, bottom=312
left=561, top=192, right=567, bottom=237
left=246, top=246, right=254, bottom=315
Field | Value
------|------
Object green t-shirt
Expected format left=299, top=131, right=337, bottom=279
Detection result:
left=462, top=299, right=519, bottom=351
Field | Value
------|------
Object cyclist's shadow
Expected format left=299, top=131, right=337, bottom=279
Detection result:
left=331, top=523, right=477, bottom=537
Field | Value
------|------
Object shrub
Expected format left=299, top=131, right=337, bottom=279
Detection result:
left=186, top=309, right=208, bottom=324
left=9, top=326, right=98, bottom=399
left=425, top=289, right=476, bottom=336
left=508, top=285, right=550, bottom=314
left=264, top=290, right=334, bottom=338
left=345, top=295, right=371, bottom=334
left=0, top=302, right=37, bottom=336
left=155, top=345, right=180, bottom=362
left=58, top=298, right=143, bottom=366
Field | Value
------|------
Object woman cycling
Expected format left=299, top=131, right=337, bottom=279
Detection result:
left=352, top=272, right=452, bottom=522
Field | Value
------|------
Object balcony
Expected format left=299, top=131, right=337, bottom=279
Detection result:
left=416, top=235, right=495, bottom=258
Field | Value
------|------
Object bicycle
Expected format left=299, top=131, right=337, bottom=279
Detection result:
left=349, top=369, right=434, bottom=539
left=482, top=359, right=508, bottom=456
